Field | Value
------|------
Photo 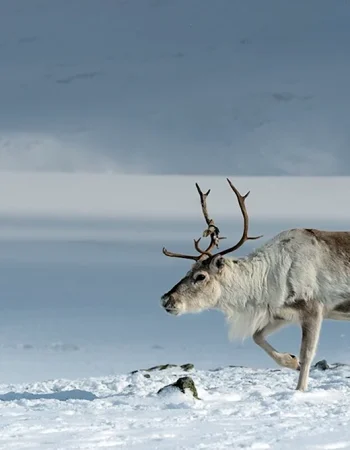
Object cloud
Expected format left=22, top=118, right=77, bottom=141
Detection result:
left=0, top=132, right=151, bottom=173
left=1, top=1, right=350, bottom=176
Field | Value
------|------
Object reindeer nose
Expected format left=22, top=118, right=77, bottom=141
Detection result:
left=162, top=295, right=176, bottom=312
left=161, top=294, right=169, bottom=306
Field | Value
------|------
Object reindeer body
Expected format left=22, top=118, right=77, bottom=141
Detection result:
left=218, top=228, right=350, bottom=339
left=161, top=179, right=350, bottom=392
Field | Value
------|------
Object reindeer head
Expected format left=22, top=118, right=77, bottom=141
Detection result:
left=161, top=179, right=262, bottom=315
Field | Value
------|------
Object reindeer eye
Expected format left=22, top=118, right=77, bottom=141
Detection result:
left=194, top=274, right=206, bottom=283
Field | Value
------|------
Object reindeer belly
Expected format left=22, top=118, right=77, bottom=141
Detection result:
left=327, top=298, right=350, bottom=321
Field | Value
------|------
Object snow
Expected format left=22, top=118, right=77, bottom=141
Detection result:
left=1, top=364, right=350, bottom=449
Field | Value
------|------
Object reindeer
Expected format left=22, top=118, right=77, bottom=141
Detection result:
left=161, top=179, right=350, bottom=391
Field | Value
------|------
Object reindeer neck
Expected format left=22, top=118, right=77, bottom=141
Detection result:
left=218, top=251, right=270, bottom=310
left=215, top=252, right=274, bottom=339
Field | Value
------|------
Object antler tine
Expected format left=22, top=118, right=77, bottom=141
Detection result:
left=194, top=237, right=215, bottom=257
left=217, top=178, right=263, bottom=256
left=162, top=247, right=199, bottom=261
left=194, top=182, right=225, bottom=258
left=194, top=236, right=227, bottom=257
left=195, top=183, right=212, bottom=228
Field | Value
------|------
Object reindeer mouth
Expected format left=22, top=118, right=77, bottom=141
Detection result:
left=164, top=306, right=180, bottom=316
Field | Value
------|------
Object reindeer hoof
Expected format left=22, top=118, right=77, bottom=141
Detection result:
left=289, top=354, right=301, bottom=371
left=277, top=353, right=300, bottom=371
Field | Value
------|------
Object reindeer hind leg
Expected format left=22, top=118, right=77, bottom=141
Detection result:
left=296, top=302, right=323, bottom=391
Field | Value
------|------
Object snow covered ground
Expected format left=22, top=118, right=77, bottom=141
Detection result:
left=0, top=173, right=349, bottom=448
left=1, top=363, right=350, bottom=449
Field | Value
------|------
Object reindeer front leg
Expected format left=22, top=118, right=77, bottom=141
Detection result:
left=253, top=320, right=300, bottom=370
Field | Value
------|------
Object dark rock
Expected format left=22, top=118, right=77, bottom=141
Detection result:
left=131, top=363, right=194, bottom=375
left=146, top=364, right=177, bottom=371
left=314, top=359, right=330, bottom=370
left=143, top=374, right=151, bottom=379
left=181, top=363, right=194, bottom=372
left=332, top=362, right=349, bottom=369
left=157, top=376, right=199, bottom=400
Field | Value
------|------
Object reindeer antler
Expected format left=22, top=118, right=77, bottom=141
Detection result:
left=193, top=183, right=227, bottom=255
left=162, top=178, right=262, bottom=261
left=214, top=178, right=262, bottom=256
left=162, top=183, right=225, bottom=261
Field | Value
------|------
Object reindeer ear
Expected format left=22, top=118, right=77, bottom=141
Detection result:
left=210, top=254, right=225, bottom=271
